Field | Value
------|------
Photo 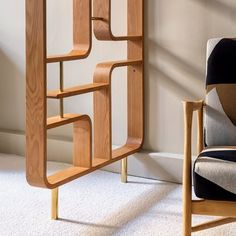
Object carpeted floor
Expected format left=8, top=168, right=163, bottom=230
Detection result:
left=0, top=153, right=235, bottom=236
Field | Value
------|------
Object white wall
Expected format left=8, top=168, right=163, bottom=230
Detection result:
left=145, top=0, right=236, bottom=154
left=0, top=0, right=236, bottom=176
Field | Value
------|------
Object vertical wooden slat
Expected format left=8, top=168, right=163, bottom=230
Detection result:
left=73, top=117, right=92, bottom=168
left=26, top=0, right=48, bottom=187
left=73, top=0, right=92, bottom=49
left=127, top=0, right=144, bottom=145
left=183, top=102, right=193, bottom=236
left=59, top=62, right=64, bottom=118
left=93, top=87, right=112, bottom=160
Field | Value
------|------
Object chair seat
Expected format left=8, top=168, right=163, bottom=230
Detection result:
left=193, top=148, right=236, bottom=201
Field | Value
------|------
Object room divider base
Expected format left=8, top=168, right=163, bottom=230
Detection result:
left=26, top=0, right=144, bottom=219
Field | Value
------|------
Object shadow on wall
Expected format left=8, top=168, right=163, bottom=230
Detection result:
left=194, top=0, right=236, bottom=19
left=143, top=0, right=236, bottom=152
left=0, top=49, right=25, bottom=131
left=144, top=0, right=206, bottom=152
left=148, top=41, right=205, bottom=100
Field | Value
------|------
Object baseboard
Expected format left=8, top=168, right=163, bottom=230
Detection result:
left=0, top=130, right=185, bottom=184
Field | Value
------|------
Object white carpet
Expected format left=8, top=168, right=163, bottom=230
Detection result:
left=0, top=153, right=235, bottom=236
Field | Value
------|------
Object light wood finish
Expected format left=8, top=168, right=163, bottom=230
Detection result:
left=182, top=100, right=236, bottom=235
left=192, top=200, right=236, bottom=217
left=51, top=188, right=58, bottom=220
left=26, top=0, right=47, bottom=188
left=47, top=114, right=91, bottom=130
left=121, top=158, right=128, bottom=183
left=48, top=167, right=89, bottom=186
left=47, top=143, right=142, bottom=187
left=93, top=0, right=142, bottom=41
left=192, top=217, right=236, bottom=232
left=59, top=62, right=64, bottom=118
left=47, top=0, right=92, bottom=63
left=93, top=59, right=142, bottom=161
left=127, top=0, right=144, bottom=148
left=197, top=102, right=204, bottom=154
left=183, top=101, right=195, bottom=236
left=26, top=0, right=144, bottom=219
left=47, top=83, right=109, bottom=99
left=73, top=118, right=92, bottom=168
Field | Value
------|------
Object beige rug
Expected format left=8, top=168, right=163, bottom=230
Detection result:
left=0, top=153, right=235, bottom=236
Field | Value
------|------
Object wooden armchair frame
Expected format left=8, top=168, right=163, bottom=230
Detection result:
left=183, top=100, right=236, bottom=235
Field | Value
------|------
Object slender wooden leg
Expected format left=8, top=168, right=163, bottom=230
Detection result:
left=51, top=188, right=59, bottom=220
left=183, top=168, right=192, bottom=236
left=121, top=158, right=128, bottom=183
left=183, top=103, right=193, bottom=236
left=183, top=201, right=192, bottom=236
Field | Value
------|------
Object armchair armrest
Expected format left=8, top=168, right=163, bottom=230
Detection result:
left=183, top=100, right=204, bottom=157
left=182, top=100, right=204, bottom=215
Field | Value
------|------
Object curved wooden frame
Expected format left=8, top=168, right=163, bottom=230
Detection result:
left=93, top=0, right=142, bottom=41
left=93, top=59, right=144, bottom=161
left=47, top=0, right=92, bottom=63
left=26, top=0, right=144, bottom=218
left=183, top=100, right=236, bottom=236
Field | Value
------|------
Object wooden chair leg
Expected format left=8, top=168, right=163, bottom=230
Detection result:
left=183, top=202, right=192, bottom=236
left=183, top=171, right=192, bottom=236
left=51, top=188, right=59, bottom=220
left=121, top=157, right=128, bottom=183
left=183, top=102, right=194, bottom=236
left=183, top=175, right=192, bottom=236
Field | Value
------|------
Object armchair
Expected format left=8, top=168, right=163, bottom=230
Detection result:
left=183, top=38, right=236, bottom=235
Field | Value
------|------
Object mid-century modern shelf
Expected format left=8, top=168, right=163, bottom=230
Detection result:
left=26, top=0, right=144, bottom=219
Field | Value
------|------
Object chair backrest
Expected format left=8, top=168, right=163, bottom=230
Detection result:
left=205, top=38, right=236, bottom=147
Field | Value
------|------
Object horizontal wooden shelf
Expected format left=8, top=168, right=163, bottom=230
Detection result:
left=114, top=35, right=143, bottom=41
left=47, top=114, right=88, bottom=129
left=47, top=83, right=109, bottom=99
left=111, top=59, right=143, bottom=66
left=48, top=166, right=89, bottom=185
left=112, top=144, right=139, bottom=159
left=47, top=143, right=141, bottom=187
left=92, top=158, right=108, bottom=167
left=46, top=49, right=89, bottom=63
left=94, top=59, right=143, bottom=72
left=103, top=35, right=143, bottom=41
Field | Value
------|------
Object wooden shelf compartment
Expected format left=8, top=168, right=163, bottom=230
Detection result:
left=93, top=0, right=143, bottom=41
left=47, top=114, right=91, bottom=129
left=47, top=143, right=141, bottom=187
left=46, top=50, right=91, bottom=63
left=93, top=59, right=143, bottom=166
left=48, top=166, right=89, bottom=186
left=46, top=0, right=92, bottom=63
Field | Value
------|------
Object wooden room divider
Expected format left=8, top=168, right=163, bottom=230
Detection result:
left=26, top=0, right=144, bottom=219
